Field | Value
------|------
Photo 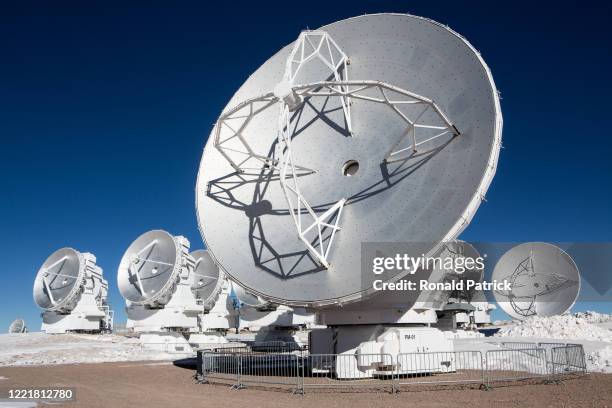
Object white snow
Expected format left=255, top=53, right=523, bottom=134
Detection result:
left=495, top=314, right=612, bottom=342
left=0, top=332, right=193, bottom=367
left=586, top=345, right=612, bottom=373
left=573, top=311, right=612, bottom=324
left=485, top=312, right=612, bottom=373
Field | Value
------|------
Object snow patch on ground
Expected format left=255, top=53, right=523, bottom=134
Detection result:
left=485, top=312, right=612, bottom=373
left=0, top=332, right=193, bottom=367
left=574, top=311, right=612, bottom=324
left=586, top=345, right=612, bottom=373
left=494, top=314, right=612, bottom=342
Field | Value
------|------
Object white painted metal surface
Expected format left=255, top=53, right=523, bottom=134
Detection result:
left=232, top=282, right=316, bottom=331
left=118, top=230, right=201, bottom=333
left=492, top=242, right=580, bottom=320
left=8, top=319, right=27, bottom=334
left=189, top=250, right=236, bottom=338
left=196, top=13, right=502, bottom=307
left=33, top=248, right=112, bottom=334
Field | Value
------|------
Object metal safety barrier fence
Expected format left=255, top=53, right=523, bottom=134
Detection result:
left=551, top=344, right=587, bottom=376
left=302, top=353, right=395, bottom=392
left=198, top=352, right=243, bottom=388
left=485, top=348, right=549, bottom=386
left=395, top=351, right=484, bottom=389
left=196, top=344, right=586, bottom=393
left=498, top=341, right=584, bottom=375
left=199, top=351, right=301, bottom=391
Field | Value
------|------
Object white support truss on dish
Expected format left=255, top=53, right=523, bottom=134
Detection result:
left=212, top=30, right=459, bottom=270
left=277, top=101, right=345, bottom=269
left=213, top=30, right=352, bottom=174
left=276, top=80, right=459, bottom=269
left=282, top=30, right=352, bottom=134
left=290, top=80, right=460, bottom=163
left=212, top=95, right=279, bottom=173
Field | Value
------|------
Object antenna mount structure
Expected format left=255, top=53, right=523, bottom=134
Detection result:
left=33, top=248, right=113, bottom=334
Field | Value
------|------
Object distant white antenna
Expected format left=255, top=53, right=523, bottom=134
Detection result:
left=118, top=230, right=201, bottom=333
left=188, top=249, right=236, bottom=348
left=33, top=248, right=113, bottom=334
left=190, top=249, right=224, bottom=310
left=493, top=242, right=580, bottom=320
left=8, top=319, right=27, bottom=334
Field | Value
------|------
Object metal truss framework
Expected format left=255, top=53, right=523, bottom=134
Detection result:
left=284, top=31, right=352, bottom=133
left=41, top=256, right=72, bottom=307
left=213, top=31, right=460, bottom=270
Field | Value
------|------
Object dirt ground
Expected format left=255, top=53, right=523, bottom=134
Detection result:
left=1, top=360, right=611, bottom=408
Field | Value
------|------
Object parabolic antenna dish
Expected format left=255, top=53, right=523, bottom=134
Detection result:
left=8, top=319, right=27, bottom=334
left=33, top=248, right=85, bottom=312
left=232, top=282, right=268, bottom=308
left=196, top=13, right=502, bottom=307
left=492, top=242, right=580, bottom=320
left=443, top=241, right=484, bottom=302
left=415, top=241, right=484, bottom=309
left=190, top=249, right=224, bottom=306
left=453, top=241, right=484, bottom=301
left=118, top=230, right=185, bottom=307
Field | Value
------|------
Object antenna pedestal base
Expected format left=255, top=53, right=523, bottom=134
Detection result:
left=126, top=277, right=202, bottom=333
left=41, top=309, right=106, bottom=334
left=198, top=287, right=236, bottom=331
left=309, top=325, right=454, bottom=379
left=188, top=332, right=229, bottom=349
left=454, top=301, right=496, bottom=328
left=238, top=305, right=316, bottom=332
left=126, top=304, right=199, bottom=333
left=139, top=332, right=193, bottom=353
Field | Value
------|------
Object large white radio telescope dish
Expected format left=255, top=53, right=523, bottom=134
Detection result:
left=190, top=249, right=224, bottom=308
left=118, top=230, right=189, bottom=308
left=33, top=247, right=86, bottom=312
left=492, top=242, right=580, bottom=320
left=196, top=14, right=502, bottom=307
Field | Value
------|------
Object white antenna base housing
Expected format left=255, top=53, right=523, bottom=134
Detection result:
left=125, top=283, right=202, bottom=333
left=41, top=309, right=105, bottom=334
left=237, top=305, right=316, bottom=332
left=310, top=326, right=453, bottom=379
left=197, top=283, right=236, bottom=331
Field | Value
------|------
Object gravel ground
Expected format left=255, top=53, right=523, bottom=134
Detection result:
left=0, top=361, right=611, bottom=408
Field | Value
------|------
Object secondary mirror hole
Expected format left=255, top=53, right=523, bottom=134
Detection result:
left=342, top=160, right=359, bottom=177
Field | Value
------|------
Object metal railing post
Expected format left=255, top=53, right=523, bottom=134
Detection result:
left=392, top=354, right=397, bottom=394
left=485, top=350, right=491, bottom=389
left=293, top=354, right=303, bottom=394
left=479, top=351, right=487, bottom=390
left=233, top=353, right=243, bottom=390
left=300, top=353, right=305, bottom=394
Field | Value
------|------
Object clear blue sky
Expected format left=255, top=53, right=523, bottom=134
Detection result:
left=1, top=1, right=611, bottom=331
